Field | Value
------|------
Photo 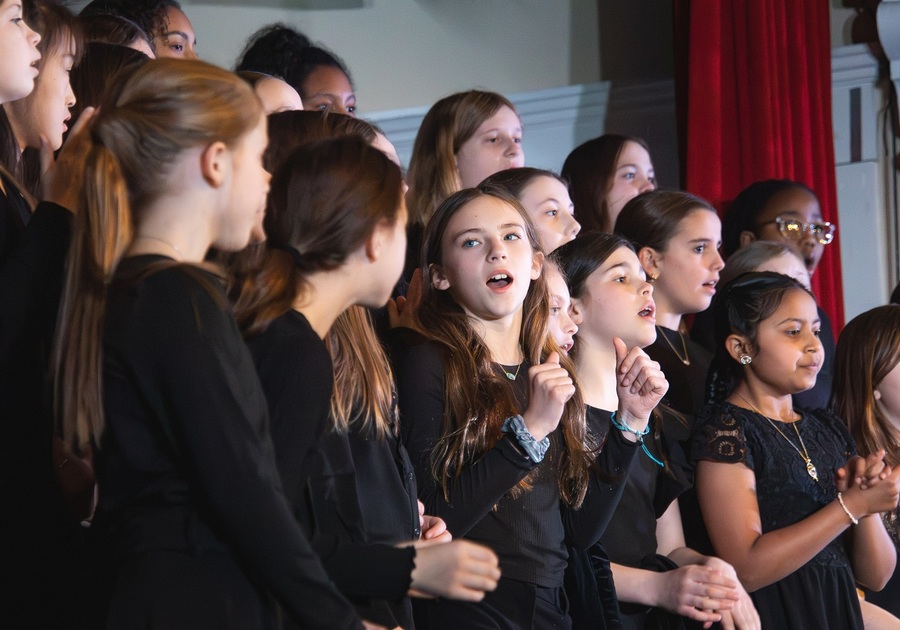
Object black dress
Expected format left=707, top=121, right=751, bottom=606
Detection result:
left=588, top=406, right=696, bottom=630
left=646, top=327, right=712, bottom=415
left=691, top=402, right=862, bottom=629
left=248, top=310, right=419, bottom=628
left=397, top=339, right=638, bottom=629
left=95, top=257, right=361, bottom=630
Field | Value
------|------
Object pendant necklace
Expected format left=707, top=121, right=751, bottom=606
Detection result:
left=656, top=325, right=691, bottom=366
left=736, top=394, right=818, bottom=482
left=501, top=361, right=523, bottom=381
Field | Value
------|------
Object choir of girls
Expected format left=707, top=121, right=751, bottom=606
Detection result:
left=1, top=2, right=899, bottom=629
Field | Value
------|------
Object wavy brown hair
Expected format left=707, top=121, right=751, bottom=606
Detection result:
left=406, top=90, right=518, bottom=228
left=53, top=59, right=262, bottom=451
left=418, top=184, right=592, bottom=507
left=832, top=305, right=900, bottom=466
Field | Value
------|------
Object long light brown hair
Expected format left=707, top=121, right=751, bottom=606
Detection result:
left=406, top=90, right=518, bottom=228
left=230, top=137, right=402, bottom=440
left=832, top=305, right=900, bottom=466
left=418, top=184, right=593, bottom=507
left=53, top=59, right=263, bottom=451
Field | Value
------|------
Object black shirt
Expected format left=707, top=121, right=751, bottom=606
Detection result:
left=97, top=257, right=361, bottom=629
left=248, top=310, right=417, bottom=626
left=397, top=339, right=639, bottom=588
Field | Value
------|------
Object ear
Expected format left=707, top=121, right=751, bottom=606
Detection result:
left=739, top=230, right=757, bottom=249
left=364, top=220, right=388, bottom=263
left=200, top=141, right=229, bottom=188
left=569, top=295, right=585, bottom=326
left=531, top=250, right=544, bottom=281
left=638, top=247, right=661, bottom=278
left=430, top=263, right=450, bottom=291
left=725, top=333, right=752, bottom=363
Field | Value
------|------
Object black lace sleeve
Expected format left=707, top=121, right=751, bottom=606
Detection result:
left=691, top=403, right=753, bottom=469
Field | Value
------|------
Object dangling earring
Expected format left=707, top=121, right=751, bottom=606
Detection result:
left=649, top=274, right=658, bottom=283
left=739, top=354, right=752, bottom=365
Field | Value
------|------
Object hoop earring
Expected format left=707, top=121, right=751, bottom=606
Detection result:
left=739, top=354, right=752, bottom=366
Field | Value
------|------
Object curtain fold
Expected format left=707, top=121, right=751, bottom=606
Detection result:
left=674, top=0, right=845, bottom=329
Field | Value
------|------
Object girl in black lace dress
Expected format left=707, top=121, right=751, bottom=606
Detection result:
left=693, top=272, right=900, bottom=629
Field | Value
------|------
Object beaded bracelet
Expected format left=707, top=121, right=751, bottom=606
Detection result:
left=610, top=411, right=664, bottom=468
left=837, top=492, right=859, bottom=525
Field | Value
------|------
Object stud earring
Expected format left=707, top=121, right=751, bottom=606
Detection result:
left=739, top=354, right=752, bottom=365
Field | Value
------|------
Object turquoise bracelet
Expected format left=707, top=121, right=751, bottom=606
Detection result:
left=610, top=411, right=664, bottom=468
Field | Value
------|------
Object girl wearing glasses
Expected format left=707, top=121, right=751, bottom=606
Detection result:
left=722, top=179, right=834, bottom=278
left=719, top=179, right=835, bottom=409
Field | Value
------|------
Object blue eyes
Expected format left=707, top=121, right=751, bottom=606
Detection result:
left=461, top=233, right=521, bottom=248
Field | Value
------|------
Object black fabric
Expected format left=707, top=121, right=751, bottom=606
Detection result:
left=413, top=577, right=573, bottom=630
left=585, top=406, right=700, bottom=630
left=0, top=198, right=82, bottom=629
left=397, top=338, right=638, bottom=627
left=646, top=327, right=712, bottom=415
left=692, top=402, right=863, bottom=629
left=248, top=310, right=417, bottom=628
left=95, top=256, right=361, bottom=630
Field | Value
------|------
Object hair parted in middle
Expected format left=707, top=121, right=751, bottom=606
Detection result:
left=406, top=90, right=518, bottom=228
left=417, top=183, right=593, bottom=508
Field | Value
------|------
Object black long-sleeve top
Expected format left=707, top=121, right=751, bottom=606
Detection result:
left=247, top=310, right=418, bottom=624
left=96, top=256, right=361, bottom=630
left=397, top=339, right=638, bottom=589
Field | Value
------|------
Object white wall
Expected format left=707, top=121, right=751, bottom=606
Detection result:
left=171, top=0, right=600, bottom=114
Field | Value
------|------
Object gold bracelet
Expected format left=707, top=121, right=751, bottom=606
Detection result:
left=837, top=492, right=859, bottom=525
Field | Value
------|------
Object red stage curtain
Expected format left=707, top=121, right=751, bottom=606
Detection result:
left=674, top=0, right=845, bottom=329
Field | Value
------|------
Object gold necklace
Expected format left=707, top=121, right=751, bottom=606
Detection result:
left=501, top=361, right=523, bottom=381
left=656, top=325, right=690, bottom=366
left=735, top=394, right=818, bottom=482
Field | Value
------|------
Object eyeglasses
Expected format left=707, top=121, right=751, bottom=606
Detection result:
left=758, top=217, right=836, bottom=245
